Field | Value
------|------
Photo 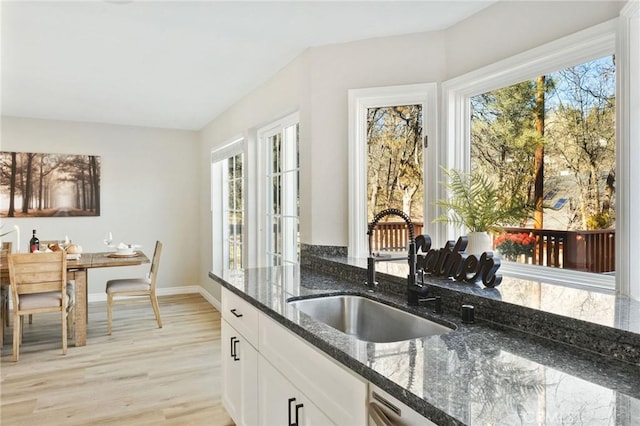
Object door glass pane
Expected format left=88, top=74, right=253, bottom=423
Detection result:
left=264, top=119, right=299, bottom=267
left=235, top=153, right=243, bottom=180
left=221, top=151, right=244, bottom=271
left=271, top=134, right=281, bottom=173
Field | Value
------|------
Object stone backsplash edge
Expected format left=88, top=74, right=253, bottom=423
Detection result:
left=303, top=248, right=640, bottom=366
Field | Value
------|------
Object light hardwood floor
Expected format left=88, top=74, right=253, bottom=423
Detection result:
left=0, top=294, right=234, bottom=426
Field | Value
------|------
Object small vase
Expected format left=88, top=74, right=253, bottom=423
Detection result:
left=466, top=231, right=493, bottom=256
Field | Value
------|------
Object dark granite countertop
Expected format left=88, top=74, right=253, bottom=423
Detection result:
left=210, top=266, right=640, bottom=425
left=332, top=255, right=640, bottom=335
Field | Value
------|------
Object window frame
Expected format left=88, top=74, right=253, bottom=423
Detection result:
left=619, top=0, right=640, bottom=299
left=348, top=83, right=438, bottom=259
left=257, top=112, right=300, bottom=268
left=211, top=137, right=244, bottom=275
left=224, top=152, right=244, bottom=270
left=441, top=18, right=635, bottom=292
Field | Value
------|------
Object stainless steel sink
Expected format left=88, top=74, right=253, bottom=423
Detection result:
left=287, top=295, right=453, bottom=343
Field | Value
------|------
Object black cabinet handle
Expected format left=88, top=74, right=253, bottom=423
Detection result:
left=230, top=336, right=240, bottom=361
left=230, top=308, right=243, bottom=318
left=288, top=398, right=296, bottom=426
left=294, top=403, right=304, bottom=425
left=232, top=338, right=240, bottom=361
left=288, top=398, right=303, bottom=426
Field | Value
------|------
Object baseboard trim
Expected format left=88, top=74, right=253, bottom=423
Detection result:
left=87, top=286, right=222, bottom=311
left=196, top=287, right=221, bottom=311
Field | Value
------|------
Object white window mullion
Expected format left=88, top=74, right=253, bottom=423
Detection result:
left=282, top=123, right=299, bottom=265
left=618, top=1, right=640, bottom=298
left=211, top=160, right=223, bottom=275
left=221, top=158, right=231, bottom=270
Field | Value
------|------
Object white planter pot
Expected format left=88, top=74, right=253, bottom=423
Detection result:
left=466, top=232, right=493, bottom=255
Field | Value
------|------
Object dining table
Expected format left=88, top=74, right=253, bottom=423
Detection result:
left=1, top=251, right=149, bottom=347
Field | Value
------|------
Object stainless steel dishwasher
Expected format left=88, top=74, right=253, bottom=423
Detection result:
left=368, top=385, right=437, bottom=426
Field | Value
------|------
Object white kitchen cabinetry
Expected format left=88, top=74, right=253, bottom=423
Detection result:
left=259, top=311, right=367, bottom=425
left=222, top=288, right=260, bottom=344
left=221, top=290, right=259, bottom=426
left=220, top=287, right=383, bottom=426
left=258, top=355, right=334, bottom=426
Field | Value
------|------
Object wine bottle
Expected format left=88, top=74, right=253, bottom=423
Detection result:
left=29, top=229, right=40, bottom=253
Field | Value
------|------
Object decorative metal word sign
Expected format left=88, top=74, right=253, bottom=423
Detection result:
left=415, top=235, right=502, bottom=288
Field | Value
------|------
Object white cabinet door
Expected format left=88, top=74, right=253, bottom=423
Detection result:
left=259, top=312, right=367, bottom=425
left=222, top=319, right=258, bottom=426
left=258, top=355, right=334, bottom=426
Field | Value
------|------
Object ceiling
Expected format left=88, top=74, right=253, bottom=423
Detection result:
left=1, top=1, right=496, bottom=131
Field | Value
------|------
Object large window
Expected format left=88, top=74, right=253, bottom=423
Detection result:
left=259, top=114, right=300, bottom=267
left=470, top=56, right=616, bottom=274
left=442, top=19, right=640, bottom=293
left=211, top=139, right=244, bottom=274
left=347, top=18, right=638, bottom=296
left=348, top=84, right=438, bottom=258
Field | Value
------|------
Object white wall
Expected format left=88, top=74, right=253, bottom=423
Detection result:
left=305, top=31, right=447, bottom=246
left=198, top=53, right=309, bottom=299
left=0, top=4, right=618, bottom=302
left=198, top=31, right=447, bottom=299
left=444, top=1, right=623, bottom=79
left=1, top=116, right=200, bottom=295
left=199, top=1, right=625, bottom=299
left=0, top=3, right=627, bottom=303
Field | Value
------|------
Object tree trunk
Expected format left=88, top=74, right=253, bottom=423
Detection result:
left=589, top=161, right=600, bottom=219
left=81, top=169, right=87, bottom=210
left=402, top=186, right=417, bottom=216
left=533, top=75, right=545, bottom=229
left=8, top=152, right=17, bottom=217
left=602, top=170, right=615, bottom=214
left=87, top=159, right=94, bottom=211
left=579, top=185, right=589, bottom=229
left=38, top=155, right=44, bottom=210
left=91, top=156, right=100, bottom=215
left=22, top=153, right=35, bottom=214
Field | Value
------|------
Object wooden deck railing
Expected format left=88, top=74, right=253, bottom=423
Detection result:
left=501, top=227, right=615, bottom=273
left=368, top=221, right=423, bottom=253
left=368, top=222, right=615, bottom=273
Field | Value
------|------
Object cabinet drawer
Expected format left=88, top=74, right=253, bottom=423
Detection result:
left=221, top=288, right=259, bottom=346
left=222, top=319, right=259, bottom=426
left=259, top=312, right=367, bottom=426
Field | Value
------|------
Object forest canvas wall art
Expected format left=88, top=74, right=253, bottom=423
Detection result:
left=0, top=151, right=100, bottom=218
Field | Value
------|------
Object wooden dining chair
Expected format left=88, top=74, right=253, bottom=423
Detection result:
left=1, top=242, right=12, bottom=347
left=8, top=251, right=69, bottom=361
left=21, top=239, right=76, bottom=332
left=106, top=240, right=163, bottom=335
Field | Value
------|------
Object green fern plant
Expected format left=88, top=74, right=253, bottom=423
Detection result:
left=434, top=168, right=531, bottom=233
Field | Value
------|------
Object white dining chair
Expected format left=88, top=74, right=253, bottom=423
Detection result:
left=106, top=240, right=163, bottom=335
